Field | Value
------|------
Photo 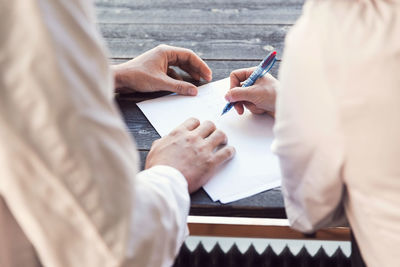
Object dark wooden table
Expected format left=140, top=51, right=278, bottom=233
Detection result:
left=95, top=0, right=304, bottom=219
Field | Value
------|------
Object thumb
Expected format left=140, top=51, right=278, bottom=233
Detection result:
left=225, top=86, right=256, bottom=103
left=164, top=76, right=198, bottom=96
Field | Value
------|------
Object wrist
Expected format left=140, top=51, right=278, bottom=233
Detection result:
left=111, top=64, right=126, bottom=91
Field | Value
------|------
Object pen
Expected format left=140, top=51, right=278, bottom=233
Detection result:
left=221, top=50, right=277, bottom=116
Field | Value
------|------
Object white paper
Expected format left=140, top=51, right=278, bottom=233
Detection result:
left=137, top=78, right=281, bottom=203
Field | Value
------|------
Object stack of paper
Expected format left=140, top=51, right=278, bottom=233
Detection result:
left=137, top=78, right=281, bottom=203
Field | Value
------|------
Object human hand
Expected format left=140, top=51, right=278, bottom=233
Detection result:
left=145, top=118, right=235, bottom=193
left=112, top=45, right=212, bottom=95
left=225, top=67, right=279, bottom=116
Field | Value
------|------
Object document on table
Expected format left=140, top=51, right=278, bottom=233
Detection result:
left=137, top=78, right=281, bottom=203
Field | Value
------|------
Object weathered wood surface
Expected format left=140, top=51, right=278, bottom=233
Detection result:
left=111, top=59, right=281, bottom=80
left=97, top=0, right=302, bottom=218
left=190, top=188, right=285, bottom=218
left=95, top=0, right=303, bottom=24
left=100, top=24, right=290, bottom=60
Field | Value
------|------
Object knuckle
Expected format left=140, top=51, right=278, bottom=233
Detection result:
left=171, top=139, right=179, bottom=147
left=169, top=128, right=180, bottom=136
left=151, top=139, right=160, bottom=148
left=156, top=44, right=168, bottom=52
left=183, top=47, right=194, bottom=54
left=229, top=71, right=238, bottom=79
left=230, top=90, right=239, bottom=98
left=216, top=130, right=227, bottom=141
left=188, top=117, right=200, bottom=125
left=184, top=136, right=192, bottom=143
left=185, top=133, right=197, bottom=143
left=205, top=157, right=215, bottom=167
left=204, top=120, right=216, bottom=130
left=197, top=144, right=205, bottom=153
left=211, top=129, right=222, bottom=138
left=175, top=81, right=185, bottom=94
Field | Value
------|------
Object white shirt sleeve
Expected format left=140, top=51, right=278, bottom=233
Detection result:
left=127, top=166, right=189, bottom=267
left=0, top=1, right=189, bottom=267
left=272, top=9, right=347, bottom=233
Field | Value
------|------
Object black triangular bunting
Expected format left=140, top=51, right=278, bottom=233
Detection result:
left=173, top=242, right=351, bottom=267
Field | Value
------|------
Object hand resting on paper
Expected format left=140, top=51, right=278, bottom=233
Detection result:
left=112, top=44, right=212, bottom=95
left=145, top=118, right=235, bottom=193
left=225, top=67, right=279, bottom=117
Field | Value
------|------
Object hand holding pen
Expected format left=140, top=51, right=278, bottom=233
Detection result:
left=222, top=51, right=278, bottom=116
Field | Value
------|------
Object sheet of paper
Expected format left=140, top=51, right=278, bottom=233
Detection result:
left=137, top=78, right=281, bottom=203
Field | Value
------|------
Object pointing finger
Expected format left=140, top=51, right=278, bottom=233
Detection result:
left=164, top=76, right=198, bottom=96
left=225, top=86, right=256, bottom=103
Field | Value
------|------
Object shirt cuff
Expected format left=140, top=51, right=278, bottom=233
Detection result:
left=140, top=165, right=188, bottom=190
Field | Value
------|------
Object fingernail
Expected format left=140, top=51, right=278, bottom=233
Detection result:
left=189, top=88, right=197, bottom=96
left=230, top=147, right=236, bottom=157
left=225, top=94, right=231, bottom=101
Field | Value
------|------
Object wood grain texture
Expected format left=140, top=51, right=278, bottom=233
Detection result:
left=117, top=99, right=160, bottom=150
left=95, top=0, right=304, bottom=24
left=188, top=223, right=350, bottom=240
left=190, top=188, right=285, bottom=218
left=100, top=24, right=290, bottom=60
left=111, top=59, right=281, bottom=80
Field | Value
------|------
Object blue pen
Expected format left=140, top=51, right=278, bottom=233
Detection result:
left=221, top=51, right=277, bottom=116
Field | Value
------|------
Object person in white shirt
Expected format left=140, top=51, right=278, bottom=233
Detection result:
left=0, top=1, right=235, bottom=267
left=225, top=1, right=400, bottom=266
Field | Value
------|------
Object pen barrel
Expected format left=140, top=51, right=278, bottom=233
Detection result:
left=241, top=56, right=276, bottom=88
left=242, top=68, right=263, bottom=87
left=221, top=51, right=276, bottom=116
left=242, top=78, right=255, bottom=87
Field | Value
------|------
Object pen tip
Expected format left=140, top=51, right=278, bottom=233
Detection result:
left=221, top=107, right=229, bottom=116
